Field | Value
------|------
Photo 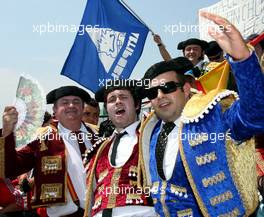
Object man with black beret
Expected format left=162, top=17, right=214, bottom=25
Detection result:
left=177, top=38, right=209, bottom=76
left=1, top=85, right=99, bottom=217
left=205, top=41, right=224, bottom=62
left=84, top=79, right=155, bottom=217
left=138, top=12, right=264, bottom=216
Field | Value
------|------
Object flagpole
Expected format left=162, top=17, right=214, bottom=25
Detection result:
left=119, top=0, right=155, bottom=35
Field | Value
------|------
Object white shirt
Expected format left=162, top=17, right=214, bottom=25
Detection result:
left=109, top=121, right=139, bottom=167
left=94, top=121, right=156, bottom=217
left=47, top=123, right=92, bottom=217
left=162, top=118, right=181, bottom=180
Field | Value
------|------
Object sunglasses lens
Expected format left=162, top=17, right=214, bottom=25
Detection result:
left=146, top=82, right=182, bottom=100
left=146, top=87, right=158, bottom=100
left=161, top=82, right=178, bottom=94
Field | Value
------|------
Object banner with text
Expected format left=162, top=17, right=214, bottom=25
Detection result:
left=199, top=0, right=264, bottom=41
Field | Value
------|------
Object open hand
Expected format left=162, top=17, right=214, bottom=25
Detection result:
left=200, top=11, right=250, bottom=61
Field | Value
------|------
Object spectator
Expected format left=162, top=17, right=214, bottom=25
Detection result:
left=177, top=38, right=209, bottom=76
left=82, top=98, right=100, bottom=126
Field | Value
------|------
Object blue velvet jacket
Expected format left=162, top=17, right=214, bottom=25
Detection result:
left=139, top=52, right=264, bottom=217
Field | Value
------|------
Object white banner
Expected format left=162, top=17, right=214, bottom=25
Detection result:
left=199, top=0, right=264, bottom=41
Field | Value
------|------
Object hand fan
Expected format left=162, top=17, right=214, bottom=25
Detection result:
left=14, top=75, right=46, bottom=148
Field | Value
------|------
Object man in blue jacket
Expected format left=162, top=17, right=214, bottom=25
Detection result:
left=139, top=12, right=264, bottom=216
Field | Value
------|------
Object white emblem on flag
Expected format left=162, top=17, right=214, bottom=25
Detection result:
left=86, top=28, right=126, bottom=73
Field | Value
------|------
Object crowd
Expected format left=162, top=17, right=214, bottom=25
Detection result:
left=0, top=11, right=264, bottom=217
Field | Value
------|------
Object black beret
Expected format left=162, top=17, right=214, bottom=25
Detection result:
left=46, top=86, right=91, bottom=104
left=95, top=79, right=140, bottom=102
left=177, top=38, right=209, bottom=51
left=143, top=57, right=194, bottom=81
left=205, top=41, right=223, bottom=58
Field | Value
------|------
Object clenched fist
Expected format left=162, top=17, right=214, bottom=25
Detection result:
left=2, top=106, right=18, bottom=137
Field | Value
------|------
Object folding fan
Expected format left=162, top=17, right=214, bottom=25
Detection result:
left=14, top=75, right=46, bottom=148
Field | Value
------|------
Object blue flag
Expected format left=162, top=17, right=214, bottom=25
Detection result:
left=61, top=0, right=149, bottom=93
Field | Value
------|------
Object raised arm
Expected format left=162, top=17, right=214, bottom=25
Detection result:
left=153, top=34, right=172, bottom=61
left=200, top=11, right=264, bottom=140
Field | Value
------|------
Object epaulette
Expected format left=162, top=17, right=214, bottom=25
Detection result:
left=83, top=137, right=108, bottom=164
left=181, top=89, right=239, bottom=124
left=36, top=126, right=53, bottom=140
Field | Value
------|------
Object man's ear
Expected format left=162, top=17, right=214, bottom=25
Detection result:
left=183, top=82, right=191, bottom=100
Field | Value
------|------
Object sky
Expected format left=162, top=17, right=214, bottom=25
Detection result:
left=0, top=0, right=220, bottom=126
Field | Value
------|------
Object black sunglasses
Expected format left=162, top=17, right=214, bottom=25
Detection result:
left=145, top=81, right=183, bottom=100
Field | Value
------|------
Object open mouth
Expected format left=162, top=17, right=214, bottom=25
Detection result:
left=115, top=108, right=126, bottom=115
left=159, top=101, right=170, bottom=108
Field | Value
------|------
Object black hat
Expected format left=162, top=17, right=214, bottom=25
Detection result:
left=46, top=86, right=91, bottom=104
left=143, top=57, right=195, bottom=81
left=205, top=41, right=223, bottom=58
left=95, top=79, right=139, bottom=102
left=177, top=38, right=209, bottom=51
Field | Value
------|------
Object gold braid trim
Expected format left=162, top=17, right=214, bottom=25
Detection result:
left=107, top=168, right=122, bottom=208
left=137, top=112, right=155, bottom=189
left=178, top=123, right=210, bottom=217
left=160, top=181, right=170, bottom=217
left=0, top=137, right=5, bottom=178
left=84, top=138, right=111, bottom=217
left=225, top=137, right=258, bottom=216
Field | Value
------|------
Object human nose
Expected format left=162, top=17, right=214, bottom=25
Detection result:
left=156, top=89, right=165, bottom=99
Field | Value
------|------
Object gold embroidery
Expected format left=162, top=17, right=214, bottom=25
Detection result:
left=189, top=133, right=208, bottom=147
left=84, top=138, right=110, bottom=217
left=150, top=181, right=160, bottom=194
left=196, top=151, right=217, bottom=166
left=98, top=169, right=108, bottom=183
left=202, top=171, right=226, bottom=188
left=153, top=198, right=158, bottom=204
left=41, top=156, right=62, bottom=175
left=97, top=185, right=105, bottom=196
left=170, top=184, right=188, bottom=198
left=128, top=166, right=137, bottom=177
left=0, top=137, right=5, bottom=178
left=218, top=208, right=240, bottom=217
left=226, top=137, right=258, bottom=215
left=177, top=208, right=193, bottom=217
left=160, top=181, right=170, bottom=217
left=210, top=191, right=233, bottom=206
left=40, top=183, right=63, bottom=202
left=179, top=124, right=210, bottom=217
left=92, top=196, right=102, bottom=210
left=126, top=193, right=143, bottom=204
left=107, top=168, right=122, bottom=208
left=40, top=140, right=48, bottom=151
left=181, top=89, right=238, bottom=123
left=129, top=180, right=137, bottom=187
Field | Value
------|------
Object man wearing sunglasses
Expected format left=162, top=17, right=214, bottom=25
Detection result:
left=138, top=12, right=264, bottom=217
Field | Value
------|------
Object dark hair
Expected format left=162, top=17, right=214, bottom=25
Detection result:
left=99, top=119, right=115, bottom=137
left=86, top=98, right=99, bottom=109
left=42, top=111, right=52, bottom=126
left=104, top=87, right=141, bottom=115
left=143, top=57, right=194, bottom=85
